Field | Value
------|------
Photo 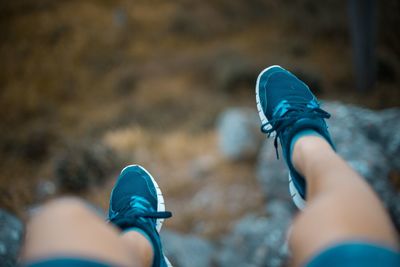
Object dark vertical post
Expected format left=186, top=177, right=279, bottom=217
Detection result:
left=348, top=0, right=377, bottom=91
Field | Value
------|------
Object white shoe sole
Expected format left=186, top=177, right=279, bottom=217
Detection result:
left=255, top=66, right=306, bottom=210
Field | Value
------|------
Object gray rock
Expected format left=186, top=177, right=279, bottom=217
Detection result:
left=217, top=200, right=293, bottom=267
left=217, top=108, right=263, bottom=161
left=256, top=139, right=292, bottom=202
left=161, top=230, right=215, bottom=267
left=0, top=209, right=24, bottom=267
left=324, top=103, right=400, bottom=171
left=378, top=109, right=400, bottom=169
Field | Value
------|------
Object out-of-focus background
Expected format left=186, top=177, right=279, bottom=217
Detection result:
left=0, top=0, right=399, bottom=266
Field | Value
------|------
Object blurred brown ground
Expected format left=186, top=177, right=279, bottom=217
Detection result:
left=0, top=0, right=399, bottom=238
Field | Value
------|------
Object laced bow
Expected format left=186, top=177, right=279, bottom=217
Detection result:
left=108, top=196, right=172, bottom=225
left=261, top=100, right=330, bottom=159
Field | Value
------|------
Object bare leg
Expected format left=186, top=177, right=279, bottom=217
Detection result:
left=21, top=197, right=153, bottom=267
left=289, top=136, right=399, bottom=266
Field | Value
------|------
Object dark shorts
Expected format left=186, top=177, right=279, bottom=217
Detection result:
left=24, top=258, right=113, bottom=267
left=24, top=242, right=400, bottom=267
left=306, top=242, right=400, bottom=267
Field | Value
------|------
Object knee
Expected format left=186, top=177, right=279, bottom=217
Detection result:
left=30, top=197, right=89, bottom=223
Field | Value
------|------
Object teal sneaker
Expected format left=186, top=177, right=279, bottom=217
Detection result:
left=108, top=165, right=172, bottom=267
left=255, top=65, right=334, bottom=209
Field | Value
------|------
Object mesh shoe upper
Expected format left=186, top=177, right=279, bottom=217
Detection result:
left=259, top=68, right=316, bottom=119
left=109, top=166, right=158, bottom=219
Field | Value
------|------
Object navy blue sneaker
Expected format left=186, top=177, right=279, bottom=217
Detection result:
left=255, top=65, right=334, bottom=209
left=108, top=165, right=173, bottom=267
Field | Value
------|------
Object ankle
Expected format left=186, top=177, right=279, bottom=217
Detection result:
left=292, top=135, right=334, bottom=177
left=121, top=230, right=154, bottom=266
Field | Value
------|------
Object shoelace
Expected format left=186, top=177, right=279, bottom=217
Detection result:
left=261, top=100, right=330, bottom=159
left=109, top=196, right=172, bottom=226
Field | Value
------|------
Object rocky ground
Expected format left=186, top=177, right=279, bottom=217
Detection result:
left=0, top=1, right=399, bottom=266
left=2, top=102, right=399, bottom=266
left=159, top=103, right=400, bottom=267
